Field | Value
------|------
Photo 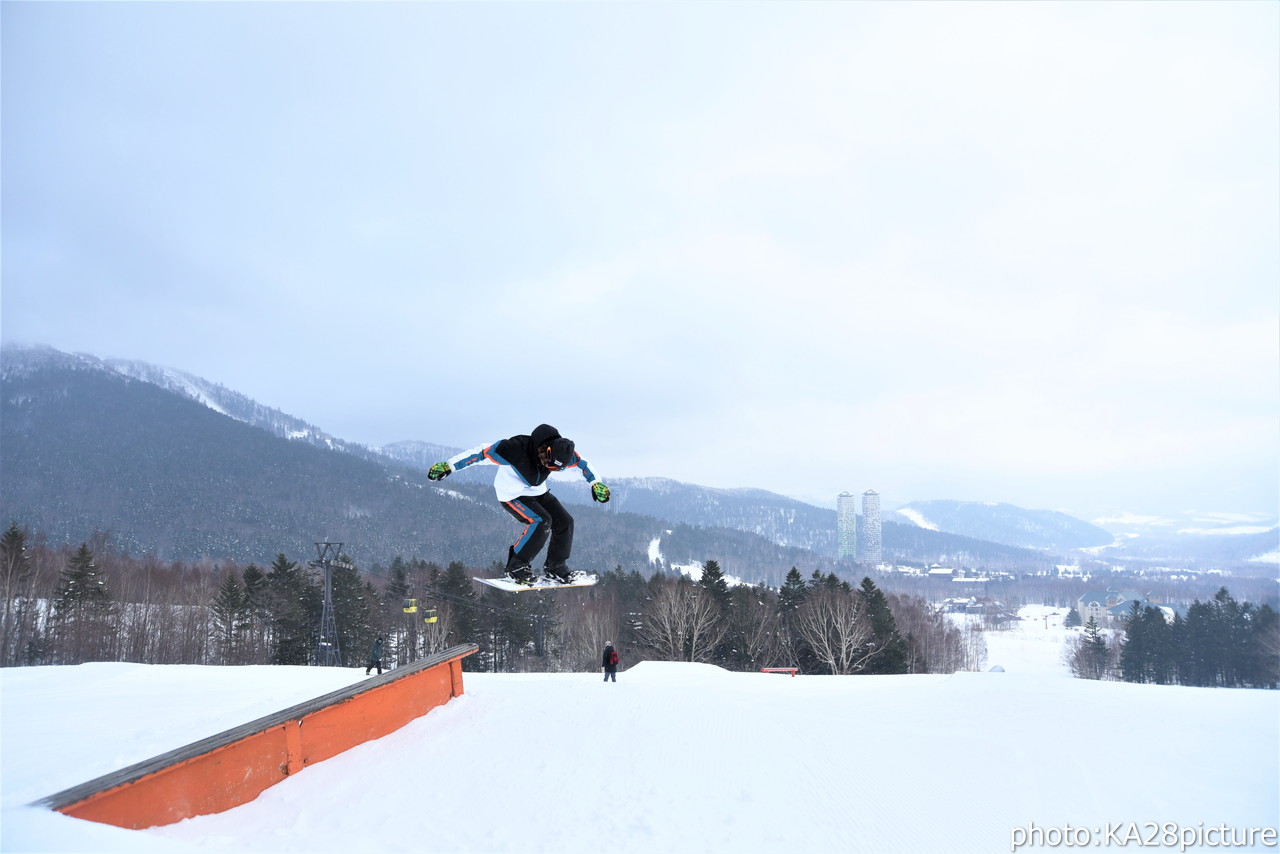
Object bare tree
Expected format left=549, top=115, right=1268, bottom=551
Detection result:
left=560, top=595, right=622, bottom=672
left=794, top=587, right=878, bottom=675
left=725, top=587, right=788, bottom=670
left=887, top=592, right=987, bottom=673
left=638, top=582, right=689, bottom=661
left=638, top=580, right=726, bottom=663
left=685, top=586, right=725, bottom=664
left=114, top=557, right=159, bottom=663
left=963, top=623, right=988, bottom=672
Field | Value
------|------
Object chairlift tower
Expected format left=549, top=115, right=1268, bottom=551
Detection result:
left=310, top=542, right=348, bottom=667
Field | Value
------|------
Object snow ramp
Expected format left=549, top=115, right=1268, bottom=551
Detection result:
left=32, top=643, right=477, bottom=830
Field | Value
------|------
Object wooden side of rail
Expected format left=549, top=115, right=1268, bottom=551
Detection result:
left=35, top=643, right=478, bottom=830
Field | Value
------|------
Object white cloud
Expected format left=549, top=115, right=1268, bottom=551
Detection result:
left=3, top=0, right=1276, bottom=519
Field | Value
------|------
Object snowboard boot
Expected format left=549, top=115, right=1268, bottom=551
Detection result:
left=505, top=550, right=535, bottom=586
left=543, top=562, right=574, bottom=584
left=505, top=565, right=535, bottom=586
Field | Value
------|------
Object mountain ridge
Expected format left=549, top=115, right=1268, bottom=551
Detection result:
left=892, top=498, right=1114, bottom=550
left=2, top=344, right=1273, bottom=575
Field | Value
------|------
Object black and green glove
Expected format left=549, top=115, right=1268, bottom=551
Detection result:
left=427, top=462, right=452, bottom=481
left=591, top=481, right=611, bottom=503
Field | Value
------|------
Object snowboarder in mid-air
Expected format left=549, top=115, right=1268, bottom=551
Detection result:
left=427, top=424, right=611, bottom=586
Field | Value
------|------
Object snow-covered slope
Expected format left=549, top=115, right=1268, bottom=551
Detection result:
left=3, top=608, right=1276, bottom=854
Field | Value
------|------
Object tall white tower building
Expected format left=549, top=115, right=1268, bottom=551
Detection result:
left=859, top=490, right=882, bottom=565
left=837, top=492, right=858, bottom=560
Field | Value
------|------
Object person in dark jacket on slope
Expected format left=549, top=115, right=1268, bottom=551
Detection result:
left=602, top=642, right=619, bottom=682
left=426, top=424, right=611, bottom=586
left=366, top=636, right=384, bottom=676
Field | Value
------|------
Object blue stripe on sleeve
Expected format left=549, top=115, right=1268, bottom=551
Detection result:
left=454, top=446, right=491, bottom=470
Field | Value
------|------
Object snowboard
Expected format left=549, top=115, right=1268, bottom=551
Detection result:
left=474, top=573, right=598, bottom=592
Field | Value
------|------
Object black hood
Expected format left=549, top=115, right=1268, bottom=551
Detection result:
left=531, top=424, right=561, bottom=447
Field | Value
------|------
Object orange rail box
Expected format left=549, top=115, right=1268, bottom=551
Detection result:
left=35, top=643, right=477, bottom=829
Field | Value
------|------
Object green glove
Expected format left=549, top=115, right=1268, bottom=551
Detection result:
left=591, top=481, right=611, bottom=503
left=427, top=462, right=452, bottom=481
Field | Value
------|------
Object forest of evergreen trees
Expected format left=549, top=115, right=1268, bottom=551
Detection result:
left=0, top=522, right=986, bottom=676
left=1065, top=591, right=1279, bottom=688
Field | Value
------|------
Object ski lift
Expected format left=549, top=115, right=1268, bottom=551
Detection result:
left=402, top=598, right=418, bottom=614
left=423, top=608, right=438, bottom=624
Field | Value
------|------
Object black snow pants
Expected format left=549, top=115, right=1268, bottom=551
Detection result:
left=502, top=492, right=574, bottom=567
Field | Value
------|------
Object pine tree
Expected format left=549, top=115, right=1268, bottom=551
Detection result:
left=1181, top=599, right=1219, bottom=687
left=267, top=553, right=317, bottom=665
left=778, top=568, right=807, bottom=615
left=1, top=522, right=33, bottom=666
left=240, top=563, right=270, bottom=664
left=858, top=577, right=908, bottom=674
left=1147, top=606, right=1175, bottom=684
left=439, top=562, right=480, bottom=669
left=1212, top=588, right=1248, bottom=687
left=383, top=558, right=412, bottom=665
left=1162, top=588, right=1278, bottom=689
left=1064, top=608, right=1082, bottom=628
left=51, top=543, right=114, bottom=664
left=524, top=586, right=560, bottom=661
left=1119, top=601, right=1147, bottom=683
left=385, top=558, right=410, bottom=609
left=777, top=567, right=812, bottom=671
left=1121, top=604, right=1173, bottom=685
left=1073, top=618, right=1109, bottom=680
left=211, top=569, right=248, bottom=664
left=697, top=560, right=733, bottom=665
left=1249, top=605, right=1279, bottom=689
left=698, top=560, right=732, bottom=613
left=331, top=554, right=376, bottom=668
left=599, top=566, right=649, bottom=650
left=475, top=587, right=538, bottom=672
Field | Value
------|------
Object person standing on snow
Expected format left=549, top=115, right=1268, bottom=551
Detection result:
left=427, top=424, right=611, bottom=586
left=602, top=642, right=619, bottom=682
left=366, top=636, right=384, bottom=676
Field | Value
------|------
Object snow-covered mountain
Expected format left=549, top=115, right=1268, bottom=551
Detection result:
left=2, top=344, right=356, bottom=455
left=894, top=499, right=1278, bottom=567
left=5, top=343, right=1274, bottom=572
left=372, top=439, right=463, bottom=471
left=892, top=499, right=1116, bottom=550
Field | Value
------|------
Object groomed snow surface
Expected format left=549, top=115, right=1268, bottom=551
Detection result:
left=3, top=607, right=1277, bottom=853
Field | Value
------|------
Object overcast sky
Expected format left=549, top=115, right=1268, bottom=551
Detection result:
left=3, top=1, right=1277, bottom=523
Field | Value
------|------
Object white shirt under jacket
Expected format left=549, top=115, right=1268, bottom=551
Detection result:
left=447, top=444, right=600, bottom=503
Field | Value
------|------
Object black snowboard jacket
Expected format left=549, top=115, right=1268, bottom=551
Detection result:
left=449, top=424, right=599, bottom=503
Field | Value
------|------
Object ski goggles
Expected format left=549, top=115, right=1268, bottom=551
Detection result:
left=538, top=445, right=564, bottom=471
